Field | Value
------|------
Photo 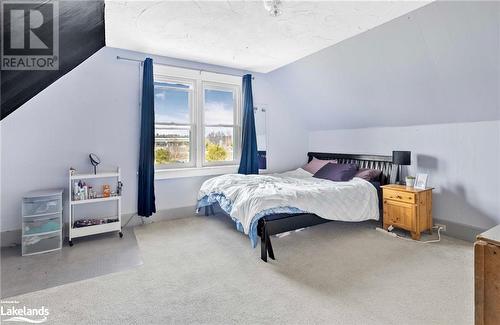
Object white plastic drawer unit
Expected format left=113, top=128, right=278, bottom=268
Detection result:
left=22, top=195, right=62, bottom=217
left=23, top=214, right=62, bottom=235
left=22, top=189, right=63, bottom=256
left=22, top=233, right=61, bottom=256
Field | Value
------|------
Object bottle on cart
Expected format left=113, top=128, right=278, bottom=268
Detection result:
left=73, top=181, right=79, bottom=200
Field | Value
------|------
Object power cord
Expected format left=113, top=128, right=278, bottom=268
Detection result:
left=376, top=225, right=443, bottom=243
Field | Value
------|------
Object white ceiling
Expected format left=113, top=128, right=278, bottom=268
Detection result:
left=105, top=1, right=431, bottom=73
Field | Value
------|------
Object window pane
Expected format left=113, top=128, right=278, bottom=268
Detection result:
left=205, top=127, right=233, bottom=162
left=155, top=126, right=191, bottom=164
left=155, top=82, right=190, bottom=124
left=161, top=82, right=190, bottom=89
left=204, top=89, right=234, bottom=125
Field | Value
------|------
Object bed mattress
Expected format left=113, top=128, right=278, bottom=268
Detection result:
left=197, top=168, right=379, bottom=247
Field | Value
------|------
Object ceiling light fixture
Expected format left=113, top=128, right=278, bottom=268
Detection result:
left=263, top=0, right=282, bottom=17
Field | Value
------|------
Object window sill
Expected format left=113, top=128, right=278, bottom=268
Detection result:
left=155, top=165, right=239, bottom=180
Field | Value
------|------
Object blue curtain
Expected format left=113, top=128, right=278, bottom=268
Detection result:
left=238, top=74, right=259, bottom=175
left=138, top=58, right=156, bottom=217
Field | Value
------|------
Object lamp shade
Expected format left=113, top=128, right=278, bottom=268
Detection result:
left=392, top=151, right=411, bottom=165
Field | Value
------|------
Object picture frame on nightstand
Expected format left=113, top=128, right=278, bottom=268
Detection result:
left=414, top=173, right=428, bottom=190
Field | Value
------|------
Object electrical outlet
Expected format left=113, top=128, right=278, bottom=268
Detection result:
left=434, top=223, right=446, bottom=231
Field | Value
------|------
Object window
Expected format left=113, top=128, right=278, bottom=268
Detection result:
left=153, top=66, right=241, bottom=174
left=154, top=80, right=194, bottom=168
left=203, top=85, right=239, bottom=165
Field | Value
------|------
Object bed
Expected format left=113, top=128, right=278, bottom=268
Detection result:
left=197, top=152, right=395, bottom=262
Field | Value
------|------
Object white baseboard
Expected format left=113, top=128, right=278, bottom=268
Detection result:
left=1, top=205, right=198, bottom=247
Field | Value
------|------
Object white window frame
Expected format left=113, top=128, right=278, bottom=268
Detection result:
left=153, top=76, right=196, bottom=169
left=201, top=81, right=241, bottom=167
left=152, top=65, right=242, bottom=180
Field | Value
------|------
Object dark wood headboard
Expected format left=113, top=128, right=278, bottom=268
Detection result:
left=307, top=152, right=395, bottom=185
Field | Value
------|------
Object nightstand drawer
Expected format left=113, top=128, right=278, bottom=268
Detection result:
left=383, top=200, right=415, bottom=230
left=383, top=189, right=415, bottom=204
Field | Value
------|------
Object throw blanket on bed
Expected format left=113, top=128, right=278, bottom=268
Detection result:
left=197, top=168, right=379, bottom=247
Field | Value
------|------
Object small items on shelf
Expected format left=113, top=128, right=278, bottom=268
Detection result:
left=72, top=181, right=119, bottom=201
left=73, top=217, right=119, bottom=228
left=103, top=184, right=111, bottom=198
left=73, top=180, right=92, bottom=200
left=117, top=181, right=123, bottom=196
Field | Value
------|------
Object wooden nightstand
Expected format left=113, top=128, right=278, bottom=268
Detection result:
left=381, top=184, right=434, bottom=240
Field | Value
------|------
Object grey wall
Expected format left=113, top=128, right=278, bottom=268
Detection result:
left=0, top=46, right=307, bottom=234
left=267, top=1, right=500, bottom=130
left=309, top=121, right=500, bottom=230
left=265, top=1, right=500, bottom=231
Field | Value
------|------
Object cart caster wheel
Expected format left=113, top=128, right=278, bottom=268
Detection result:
left=69, top=241, right=73, bottom=247
left=119, top=232, right=123, bottom=238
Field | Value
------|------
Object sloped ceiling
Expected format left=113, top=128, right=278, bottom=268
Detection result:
left=1, top=1, right=105, bottom=120
left=266, top=0, right=500, bottom=130
left=105, top=0, right=430, bottom=73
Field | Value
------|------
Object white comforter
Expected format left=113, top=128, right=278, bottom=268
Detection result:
left=198, top=168, right=379, bottom=235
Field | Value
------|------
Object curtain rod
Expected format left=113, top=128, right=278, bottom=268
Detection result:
left=116, top=55, right=253, bottom=79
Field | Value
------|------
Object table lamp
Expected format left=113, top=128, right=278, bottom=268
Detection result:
left=392, top=151, right=411, bottom=184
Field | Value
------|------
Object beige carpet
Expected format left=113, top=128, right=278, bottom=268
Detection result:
left=1, top=228, right=142, bottom=298
left=2, top=214, right=473, bottom=324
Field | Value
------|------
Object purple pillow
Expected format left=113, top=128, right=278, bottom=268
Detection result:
left=302, top=157, right=338, bottom=174
left=313, top=163, right=358, bottom=182
left=355, top=168, right=382, bottom=181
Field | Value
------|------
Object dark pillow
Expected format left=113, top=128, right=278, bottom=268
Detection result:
left=355, top=168, right=382, bottom=181
left=313, top=163, right=358, bottom=182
